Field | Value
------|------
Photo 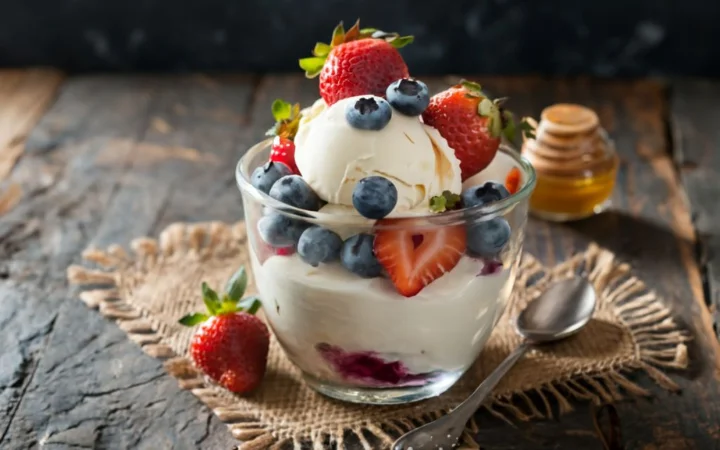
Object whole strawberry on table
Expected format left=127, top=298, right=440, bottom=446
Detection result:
left=179, top=266, right=270, bottom=394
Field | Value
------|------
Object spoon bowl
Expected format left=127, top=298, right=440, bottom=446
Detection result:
left=392, top=277, right=597, bottom=450
left=516, top=277, right=597, bottom=342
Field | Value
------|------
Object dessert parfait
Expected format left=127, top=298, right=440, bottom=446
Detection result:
left=236, top=21, right=536, bottom=404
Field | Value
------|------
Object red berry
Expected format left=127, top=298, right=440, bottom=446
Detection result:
left=423, top=82, right=513, bottom=181
left=270, top=136, right=299, bottom=174
left=374, top=219, right=466, bottom=297
left=274, top=246, right=295, bottom=256
left=320, top=39, right=409, bottom=106
left=505, top=167, right=521, bottom=195
left=189, top=313, right=270, bottom=393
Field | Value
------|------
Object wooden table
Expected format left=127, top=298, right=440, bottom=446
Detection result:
left=0, top=69, right=718, bottom=450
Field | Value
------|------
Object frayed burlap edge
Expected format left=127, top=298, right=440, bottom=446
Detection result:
left=67, top=221, right=690, bottom=450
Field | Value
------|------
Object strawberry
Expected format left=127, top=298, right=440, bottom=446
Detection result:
left=422, top=81, right=519, bottom=181
left=374, top=219, right=467, bottom=297
left=504, top=167, right=522, bottom=195
left=179, top=267, right=270, bottom=394
left=299, top=20, right=413, bottom=106
left=270, top=136, right=299, bottom=174
left=265, top=99, right=302, bottom=173
left=252, top=212, right=296, bottom=265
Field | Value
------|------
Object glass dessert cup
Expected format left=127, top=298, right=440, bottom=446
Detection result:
left=236, top=139, right=537, bottom=405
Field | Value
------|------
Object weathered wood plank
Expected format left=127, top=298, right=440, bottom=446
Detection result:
left=670, top=80, right=720, bottom=338
left=0, top=75, right=254, bottom=449
left=0, top=69, right=64, bottom=216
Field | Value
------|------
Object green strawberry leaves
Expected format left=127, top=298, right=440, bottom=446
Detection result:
left=202, top=282, right=222, bottom=315
left=225, top=266, right=248, bottom=302
left=299, top=19, right=413, bottom=78
left=299, top=57, right=326, bottom=79
left=178, top=265, right=261, bottom=327
left=265, top=99, right=302, bottom=139
left=364, top=29, right=414, bottom=49
left=331, top=21, right=349, bottom=46
left=271, top=99, right=293, bottom=122
left=460, top=80, right=487, bottom=98
left=312, top=42, right=331, bottom=58
left=456, top=78, right=528, bottom=142
left=429, top=190, right=462, bottom=213
left=238, top=296, right=261, bottom=315
left=178, top=313, right=210, bottom=326
left=519, top=118, right=537, bottom=140
left=478, top=98, right=503, bottom=139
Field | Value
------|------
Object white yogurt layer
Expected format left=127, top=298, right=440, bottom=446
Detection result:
left=252, top=251, right=514, bottom=385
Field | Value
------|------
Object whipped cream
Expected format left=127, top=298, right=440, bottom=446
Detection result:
left=253, top=251, right=514, bottom=384
left=294, top=95, right=462, bottom=214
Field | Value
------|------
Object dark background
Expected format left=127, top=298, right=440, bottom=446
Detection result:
left=0, top=0, right=718, bottom=76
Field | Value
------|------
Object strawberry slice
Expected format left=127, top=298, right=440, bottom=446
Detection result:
left=374, top=219, right=466, bottom=297
left=270, top=136, right=299, bottom=174
left=504, top=167, right=521, bottom=195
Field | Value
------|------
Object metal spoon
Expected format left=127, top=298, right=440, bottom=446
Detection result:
left=392, top=277, right=597, bottom=450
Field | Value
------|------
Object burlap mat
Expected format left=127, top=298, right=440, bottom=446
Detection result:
left=67, top=221, right=689, bottom=450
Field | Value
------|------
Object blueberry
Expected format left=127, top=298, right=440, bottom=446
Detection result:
left=269, top=175, right=322, bottom=211
left=345, top=97, right=392, bottom=131
left=250, top=161, right=293, bottom=194
left=297, top=226, right=343, bottom=267
left=257, top=213, right=307, bottom=248
left=341, top=233, right=383, bottom=278
left=352, top=176, right=398, bottom=219
left=467, top=217, right=511, bottom=257
left=461, top=181, right=510, bottom=208
left=386, top=78, right=430, bottom=116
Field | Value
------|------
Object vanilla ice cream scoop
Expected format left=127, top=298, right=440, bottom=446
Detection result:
left=294, top=95, right=462, bottom=213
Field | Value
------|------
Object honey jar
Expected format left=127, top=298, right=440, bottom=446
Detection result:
left=521, top=103, right=618, bottom=222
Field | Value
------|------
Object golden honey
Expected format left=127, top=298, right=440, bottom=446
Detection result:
left=521, top=103, right=618, bottom=222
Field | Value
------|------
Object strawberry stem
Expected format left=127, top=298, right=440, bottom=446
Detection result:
left=178, top=265, right=262, bottom=327
left=429, top=190, right=462, bottom=213
left=202, top=282, right=222, bottom=315
left=266, top=99, right=302, bottom=139
left=299, top=19, right=413, bottom=78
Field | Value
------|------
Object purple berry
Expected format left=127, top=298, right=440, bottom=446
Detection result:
left=345, top=97, right=392, bottom=131
left=386, top=78, right=430, bottom=116
left=257, top=213, right=307, bottom=248
left=269, top=175, right=322, bottom=211
left=250, top=161, right=292, bottom=194
left=467, top=217, right=511, bottom=257
left=461, top=181, right=510, bottom=208
left=340, top=233, right=383, bottom=278
left=297, top=226, right=343, bottom=267
left=352, top=176, right=398, bottom=219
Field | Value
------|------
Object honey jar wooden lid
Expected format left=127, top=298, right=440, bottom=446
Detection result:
left=522, top=103, right=616, bottom=177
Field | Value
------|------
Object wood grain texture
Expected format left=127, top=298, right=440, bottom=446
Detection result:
left=0, top=74, right=718, bottom=450
left=0, top=75, right=253, bottom=450
left=0, top=69, right=64, bottom=216
left=670, top=80, right=720, bottom=338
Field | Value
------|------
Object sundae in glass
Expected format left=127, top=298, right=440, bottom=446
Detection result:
left=236, top=21, right=536, bottom=404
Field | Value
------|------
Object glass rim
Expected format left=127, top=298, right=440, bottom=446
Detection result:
left=236, top=138, right=537, bottom=228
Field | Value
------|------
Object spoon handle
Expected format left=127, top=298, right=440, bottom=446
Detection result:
left=452, top=343, right=530, bottom=420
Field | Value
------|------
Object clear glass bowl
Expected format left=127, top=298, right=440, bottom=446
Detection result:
left=236, top=139, right=536, bottom=405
